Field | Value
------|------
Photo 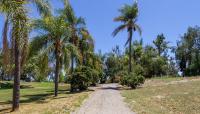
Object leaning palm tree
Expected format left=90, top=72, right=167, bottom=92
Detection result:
left=112, top=1, right=142, bottom=73
left=33, top=15, right=73, bottom=97
left=0, top=0, right=50, bottom=111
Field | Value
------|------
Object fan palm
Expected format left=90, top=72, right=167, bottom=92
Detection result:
left=112, top=1, right=142, bottom=73
left=0, top=0, right=50, bottom=111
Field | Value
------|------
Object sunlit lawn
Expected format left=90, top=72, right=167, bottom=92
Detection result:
left=122, top=77, right=200, bottom=114
left=0, top=82, right=91, bottom=114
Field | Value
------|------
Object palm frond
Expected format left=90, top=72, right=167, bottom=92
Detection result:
left=77, top=17, right=86, bottom=27
left=38, top=42, right=54, bottom=58
left=112, top=24, right=127, bottom=37
left=28, top=35, right=49, bottom=59
left=30, top=0, right=51, bottom=17
left=133, top=24, right=142, bottom=36
left=113, top=16, right=126, bottom=22
left=125, top=37, right=131, bottom=46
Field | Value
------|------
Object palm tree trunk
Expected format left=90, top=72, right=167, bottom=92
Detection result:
left=2, top=17, right=9, bottom=68
left=128, top=29, right=133, bottom=73
left=70, top=54, right=74, bottom=74
left=12, top=36, right=21, bottom=111
left=54, top=42, right=60, bottom=97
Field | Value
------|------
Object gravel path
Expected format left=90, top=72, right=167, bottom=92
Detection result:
left=71, top=83, right=135, bottom=114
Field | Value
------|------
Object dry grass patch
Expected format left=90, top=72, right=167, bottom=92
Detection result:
left=122, top=77, right=200, bottom=114
left=0, top=82, right=91, bottom=114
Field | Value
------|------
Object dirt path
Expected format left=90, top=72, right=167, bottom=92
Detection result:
left=71, top=83, right=135, bottom=114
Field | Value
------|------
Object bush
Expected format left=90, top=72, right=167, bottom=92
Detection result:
left=70, top=72, right=90, bottom=92
left=119, top=71, right=129, bottom=85
left=133, top=64, right=144, bottom=76
left=90, top=69, right=100, bottom=86
left=70, top=66, right=100, bottom=92
left=120, top=72, right=145, bottom=89
left=127, top=73, right=145, bottom=89
left=70, top=66, right=91, bottom=92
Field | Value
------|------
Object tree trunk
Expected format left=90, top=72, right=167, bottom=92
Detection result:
left=12, top=36, right=21, bottom=111
left=70, top=54, right=74, bottom=74
left=158, top=48, right=161, bottom=56
left=128, top=28, right=133, bottom=73
left=54, top=42, right=60, bottom=97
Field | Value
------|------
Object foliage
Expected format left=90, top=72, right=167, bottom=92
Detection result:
left=153, top=34, right=169, bottom=56
left=120, top=72, right=145, bottom=89
left=70, top=66, right=101, bottom=92
left=175, top=26, right=200, bottom=76
left=70, top=67, right=88, bottom=91
left=113, top=1, right=141, bottom=73
left=104, top=46, right=124, bottom=83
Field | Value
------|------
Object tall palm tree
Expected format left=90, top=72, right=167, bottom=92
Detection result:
left=60, top=0, right=86, bottom=73
left=112, top=1, right=142, bottom=73
left=79, top=29, right=94, bottom=65
left=0, top=0, right=50, bottom=111
left=33, top=15, right=71, bottom=97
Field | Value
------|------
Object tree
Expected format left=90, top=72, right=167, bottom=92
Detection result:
left=22, top=36, right=51, bottom=82
left=79, top=29, right=94, bottom=66
left=153, top=34, right=169, bottom=56
left=113, top=1, right=142, bottom=73
left=175, top=26, right=200, bottom=76
left=60, top=0, right=86, bottom=74
left=105, top=46, right=124, bottom=82
left=0, top=0, right=50, bottom=111
left=33, top=15, right=71, bottom=96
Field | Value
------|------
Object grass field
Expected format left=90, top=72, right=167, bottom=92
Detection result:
left=0, top=82, right=91, bottom=114
left=122, top=77, right=200, bottom=114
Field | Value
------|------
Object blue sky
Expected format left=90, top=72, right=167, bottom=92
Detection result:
left=1, top=0, right=200, bottom=53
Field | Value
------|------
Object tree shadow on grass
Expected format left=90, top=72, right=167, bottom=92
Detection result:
left=0, top=107, right=11, bottom=113
left=0, top=88, right=93, bottom=113
left=0, top=82, right=34, bottom=90
left=20, top=93, right=53, bottom=104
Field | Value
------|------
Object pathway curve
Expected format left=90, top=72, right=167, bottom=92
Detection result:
left=71, top=83, right=135, bottom=114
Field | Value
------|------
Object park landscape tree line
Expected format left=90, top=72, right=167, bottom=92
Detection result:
left=0, top=0, right=200, bottom=112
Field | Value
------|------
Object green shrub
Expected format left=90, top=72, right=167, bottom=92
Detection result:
left=90, top=69, right=100, bottom=86
left=70, top=66, right=102, bottom=92
left=119, top=71, right=129, bottom=85
left=120, top=72, right=145, bottom=89
left=133, top=64, right=144, bottom=76
left=70, top=72, right=90, bottom=92
left=70, top=66, right=97, bottom=91
left=127, top=73, right=145, bottom=89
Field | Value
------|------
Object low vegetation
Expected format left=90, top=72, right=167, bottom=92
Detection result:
left=122, top=77, right=200, bottom=114
left=0, top=82, right=90, bottom=114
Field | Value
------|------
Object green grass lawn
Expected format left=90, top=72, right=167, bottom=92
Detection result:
left=0, top=81, right=91, bottom=114
left=121, top=77, right=200, bottom=114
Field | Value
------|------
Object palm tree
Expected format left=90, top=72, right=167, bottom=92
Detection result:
left=60, top=0, right=86, bottom=73
left=79, top=29, right=94, bottom=65
left=0, top=0, right=50, bottom=111
left=33, top=15, right=72, bottom=97
left=112, top=1, right=142, bottom=73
